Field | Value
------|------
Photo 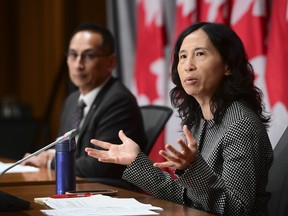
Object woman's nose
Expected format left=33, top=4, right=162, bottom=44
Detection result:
left=184, top=58, right=196, bottom=72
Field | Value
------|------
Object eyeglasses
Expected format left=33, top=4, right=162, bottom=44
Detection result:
left=67, top=50, right=110, bottom=62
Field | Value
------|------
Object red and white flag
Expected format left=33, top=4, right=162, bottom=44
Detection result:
left=265, top=0, right=288, bottom=147
left=173, top=0, right=197, bottom=43
left=230, top=0, right=268, bottom=100
left=230, top=0, right=288, bottom=147
left=165, top=0, right=197, bottom=154
left=134, top=0, right=167, bottom=161
left=198, top=0, right=229, bottom=24
left=230, top=0, right=268, bottom=60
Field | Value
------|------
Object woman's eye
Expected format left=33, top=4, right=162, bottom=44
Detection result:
left=179, top=54, right=186, bottom=59
left=196, top=51, right=204, bottom=56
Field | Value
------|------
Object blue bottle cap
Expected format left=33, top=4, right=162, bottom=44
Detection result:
left=56, top=138, right=76, bottom=152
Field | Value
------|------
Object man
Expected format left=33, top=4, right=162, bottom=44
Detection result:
left=22, top=22, right=147, bottom=178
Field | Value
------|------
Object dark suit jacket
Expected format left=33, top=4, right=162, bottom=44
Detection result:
left=53, top=77, right=147, bottom=178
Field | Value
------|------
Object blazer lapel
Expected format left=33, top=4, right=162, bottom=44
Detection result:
left=77, top=77, right=116, bottom=140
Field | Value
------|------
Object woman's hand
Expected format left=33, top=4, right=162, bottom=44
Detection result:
left=85, top=130, right=141, bottom=165
left=154, top=125, right=198, bottom=170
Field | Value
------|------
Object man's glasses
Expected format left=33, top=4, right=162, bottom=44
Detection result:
left=67, top=50, right=110, bottom=62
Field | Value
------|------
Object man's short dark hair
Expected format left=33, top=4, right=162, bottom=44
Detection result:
left=69, top=22, right=115, bottom=55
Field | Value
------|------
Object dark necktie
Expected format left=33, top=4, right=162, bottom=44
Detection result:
left=72, top=100, right=86, bottom=129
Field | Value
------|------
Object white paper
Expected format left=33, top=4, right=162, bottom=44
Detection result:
left=41, top=207, right=159, bottom=216
left=39, top=194, right=162, bottom=216
left=0, top=161, right=39, bottom=173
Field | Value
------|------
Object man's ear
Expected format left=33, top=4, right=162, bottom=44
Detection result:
left=107, top=53, right=117, bottom=72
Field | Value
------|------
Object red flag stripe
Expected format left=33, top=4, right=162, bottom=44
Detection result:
left=265, top=0, right=288, bottom=109
left=134, top=0, right=167, bottom=163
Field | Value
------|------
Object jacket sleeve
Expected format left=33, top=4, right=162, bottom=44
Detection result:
left=122, top=152, right=185, bottom=204
left=178, top=118, right=272, bottom=215
left=123, top=118, right=272, bottom=216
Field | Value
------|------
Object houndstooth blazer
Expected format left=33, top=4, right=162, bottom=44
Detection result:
left=122, top=100, right=273, bottom=216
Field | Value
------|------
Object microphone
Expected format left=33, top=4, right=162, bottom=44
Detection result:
left=0, top=128, right=78, bottom=176
left=0, top=129, right=78, bottom=212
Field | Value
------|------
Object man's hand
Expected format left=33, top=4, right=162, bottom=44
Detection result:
left=21, top=150, right=55, bottom=168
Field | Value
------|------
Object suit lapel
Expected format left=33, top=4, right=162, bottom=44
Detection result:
left=77, top=77, right=116, bottom=140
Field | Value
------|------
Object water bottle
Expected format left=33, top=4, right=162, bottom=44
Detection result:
left=55, top=137, right=76, bottom=194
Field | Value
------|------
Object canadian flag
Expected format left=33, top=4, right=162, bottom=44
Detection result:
left=230, top=0, right=288, bottom=147
left=230, top=0, right=268, bottom=100
left=134, top=0, right=167, bottom=161
left=173, top=0, right=197, bottom=43
left=165, top=0, right=197, bottom=153
left=265, top=0, right=288, bottom=147
left=198, top=0, right=229, bottom=24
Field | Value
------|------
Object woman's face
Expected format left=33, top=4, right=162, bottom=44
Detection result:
left=177, top=29, right=230, bottom=104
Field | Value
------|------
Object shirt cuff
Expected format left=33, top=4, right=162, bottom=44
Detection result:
left=47, top=149, right=56, bottom=169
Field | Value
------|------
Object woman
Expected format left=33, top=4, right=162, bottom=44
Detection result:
left=85, top=22, right=273, bottom=215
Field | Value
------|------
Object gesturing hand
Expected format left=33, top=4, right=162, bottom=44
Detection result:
left=154, top=125, right=198, bottom=170
left=85, top=130, right=141, bottom=165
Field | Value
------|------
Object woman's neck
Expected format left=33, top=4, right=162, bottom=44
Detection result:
left=197, top=99, right=214, bottom=120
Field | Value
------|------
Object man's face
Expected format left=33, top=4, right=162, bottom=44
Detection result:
left=67, top=31, right=115, bottom=95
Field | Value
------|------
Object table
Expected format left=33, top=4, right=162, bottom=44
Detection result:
left=0, top=167, right=85, bottom=186
left=0, top=182, right=215, bottom=216
left=0, top=157, right=85, bottom=186
left=0, top=167, right=57, bottom=186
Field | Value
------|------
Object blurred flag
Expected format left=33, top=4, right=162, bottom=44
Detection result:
left=165, top=0, right=198, bottom=155
left=134, top=0, right=168, bottom=161
left=230, top=0, right=268, bottom=62
left=230, top=0, right=288, bottom=147
left=230, top=0, right=268, bottom=100
left=198, top=0, right=229, bottom=24
left=265, top=0, right=288, bottom=147
left=173, top=0, right=197, bottom=43
left=108, top=0, right=287, bottom=152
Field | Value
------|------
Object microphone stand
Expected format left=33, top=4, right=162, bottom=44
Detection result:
left=0, top=128, right=78, bottom=176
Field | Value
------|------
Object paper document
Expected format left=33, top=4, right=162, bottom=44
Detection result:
left=38, top=194, right=163, bottom=216
left=0, top=161, right=39, bottom=173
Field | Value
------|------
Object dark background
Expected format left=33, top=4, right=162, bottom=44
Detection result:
left=0, top=0, right=107, bottom=148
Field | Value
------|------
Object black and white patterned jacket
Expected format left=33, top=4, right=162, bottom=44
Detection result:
left=122, top=101, right=273, bottom=216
